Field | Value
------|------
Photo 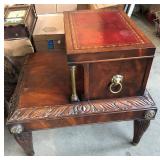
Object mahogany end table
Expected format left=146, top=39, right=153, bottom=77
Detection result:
left=6, top=52, right=157, bottom=155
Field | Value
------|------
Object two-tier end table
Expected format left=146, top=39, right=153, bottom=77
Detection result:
left=6, top=9, right=157, bottom=156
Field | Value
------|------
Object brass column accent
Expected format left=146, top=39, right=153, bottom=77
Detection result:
left=70, top=65, right=79, bottom=102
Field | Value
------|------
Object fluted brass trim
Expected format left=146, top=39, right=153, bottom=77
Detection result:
left=70, top=65, right=79, bottom=102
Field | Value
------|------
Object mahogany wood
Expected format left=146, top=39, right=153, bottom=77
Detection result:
left=132, top=120, right=150, bottom=145
left=7, top=90, right=157, bottom=131
left=13, top=131, right=34, bottom=156
left=5, top=7, right=157, bottom=156
left=64, top=9, right=155, bottom=57
left=6, top=52, right=157, bottom=155
left=87, top=58, right=149, bottom=99
left=4, top=56, right=18, bottom=116
left=64, top=9, right=156, bottom=100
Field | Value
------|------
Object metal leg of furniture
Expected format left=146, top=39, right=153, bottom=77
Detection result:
left=132, top=119, right=150, bottom=145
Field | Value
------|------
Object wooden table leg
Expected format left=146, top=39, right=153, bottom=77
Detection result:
left=13, top=131, right=34, bottom=156
left=10, top=125, right=34, bottom=156
left=132, top=119, right=150, bottom=145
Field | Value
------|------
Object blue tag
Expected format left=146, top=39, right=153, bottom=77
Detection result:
left=48, top=40, right=54, bottom=49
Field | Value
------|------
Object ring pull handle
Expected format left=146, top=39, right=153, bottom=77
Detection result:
left=109, top=75, right=123, bottom=94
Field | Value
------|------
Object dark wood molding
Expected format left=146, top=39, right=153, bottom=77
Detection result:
left=13, top=131, right=34, bottom=156
left=7, top=91, right=156, bottom=124
left=132, top=119, right=150, bottom=145
left=7, top=61, right=26, bottom=117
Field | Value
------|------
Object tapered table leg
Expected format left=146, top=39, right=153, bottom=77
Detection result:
left=132, top=119, right=150, bottom=145
left=13, top=131, right=34, bottom=156
left=10, top=124, right=35, bottom=156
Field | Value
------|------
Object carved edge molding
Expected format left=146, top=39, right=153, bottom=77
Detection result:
left=7, top=91, right=157, bottom=124
left=8, top=55, right=30, bottom=117
left=8, top=66, right=24, bottom=117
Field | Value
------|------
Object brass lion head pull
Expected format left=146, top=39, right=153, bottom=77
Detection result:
left=109, top=75, right=123, bottom=94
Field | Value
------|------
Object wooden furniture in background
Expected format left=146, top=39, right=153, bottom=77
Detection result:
left=4, top=4, right=37, bottom=72
left=33, top=13, right=65, bottom=52
left=4, top=4, right=37, bottom=40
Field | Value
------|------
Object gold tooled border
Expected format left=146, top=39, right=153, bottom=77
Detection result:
left=69, top=10, right=145, bottom=50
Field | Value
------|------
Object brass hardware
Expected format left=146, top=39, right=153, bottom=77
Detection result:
left=109, top=75, right=123, bottom=94
left=10, top=124, right=24, bottom=134
left=57, top=40, right=61, bottom=44
left=70, top=65, right=79, bottom=102
left=144, top=110, right=156, bottom=120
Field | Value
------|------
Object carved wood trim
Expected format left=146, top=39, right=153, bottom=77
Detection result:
left=7, top=91, right=156, bottom=124
left=8, top=56, right=30, bottom=117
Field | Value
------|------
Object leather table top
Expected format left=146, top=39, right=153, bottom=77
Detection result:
left=64, top=9, right=154, bottom=55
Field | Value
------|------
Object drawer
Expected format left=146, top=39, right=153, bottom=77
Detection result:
left=34, top=38, right=65, bottom=52
left=4, top=25, right=28, bottom=39
left=74, top=58, right=152, bottom=100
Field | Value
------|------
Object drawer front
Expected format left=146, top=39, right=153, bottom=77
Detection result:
left=87, top=59, right=148, bottom=100
left=4, top=25, right=28, bottom=39
left=34, top=37, right=65, bottom=52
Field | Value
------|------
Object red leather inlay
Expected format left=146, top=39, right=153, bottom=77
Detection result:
left=70, top=11, right=144, bottom=49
